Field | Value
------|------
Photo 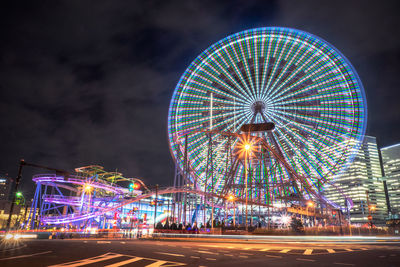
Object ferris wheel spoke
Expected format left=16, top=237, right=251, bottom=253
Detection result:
left=265, top=38, right=306, bottom=98
left=194, top=66, right=247, bottom=104
left=237, top=38, right=257, bottom=99
left=212, top=51, right=255, bottom=102
left=253, top=37, right=262, bottom=99
left=263, top=36, right=293, bottom=98
left=219, top=44, right=256, bottom=102
left=268, top=52, right=332, bottom=102
left=259, top=37, right=275, bottom=97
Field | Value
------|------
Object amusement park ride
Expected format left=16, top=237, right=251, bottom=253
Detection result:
left=22, top=27, right=366, bottom=231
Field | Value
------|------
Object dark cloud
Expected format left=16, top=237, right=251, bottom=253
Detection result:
left=0, top=0, right=399, bottom=197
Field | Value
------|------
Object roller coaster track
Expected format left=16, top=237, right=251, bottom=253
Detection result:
left=40, top=185, right=279, bottom=225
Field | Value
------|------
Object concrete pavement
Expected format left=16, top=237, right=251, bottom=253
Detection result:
left=0, top=238, right=399, bottom=266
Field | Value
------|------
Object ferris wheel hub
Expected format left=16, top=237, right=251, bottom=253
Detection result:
left=251, top=100, right=266, bottom=115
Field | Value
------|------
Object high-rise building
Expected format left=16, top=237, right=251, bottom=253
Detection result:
left=381, top=143, right=400, bottom=215
left=0, top=175, right=11, bottom=200
left=324, top=136, right=387, bottom=226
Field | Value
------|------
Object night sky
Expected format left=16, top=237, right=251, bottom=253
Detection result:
left=1, top=1, right=399, bottom=197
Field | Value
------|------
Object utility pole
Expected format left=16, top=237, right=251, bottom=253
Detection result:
left=6, top=159, right=69, bottom=231
left=6, top=159, right=24, bottom=230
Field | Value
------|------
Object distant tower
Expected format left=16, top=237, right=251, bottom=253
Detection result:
left=324, top=136, right=387, bottom=226
left=381, top=143, right=400, bottom=215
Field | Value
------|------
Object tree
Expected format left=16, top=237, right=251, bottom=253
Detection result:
left=290, top=217, right=304, bottom=233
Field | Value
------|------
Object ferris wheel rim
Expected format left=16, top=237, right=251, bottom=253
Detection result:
left=167, top=27, right=367, bottom=192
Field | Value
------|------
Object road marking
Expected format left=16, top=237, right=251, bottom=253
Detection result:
left=146, top=260, right=185, bottom=267
left=83, top=241, right=87, bottom=243
left=120, top=241, right=126, bottom=244
left=97, top=241, right=111, bottom=244
left=155, top=252, right=185, bottom=257
left=327, top=249, right=335, bottom=253
left=240, top=252, right=253, bottom=255
left=345, top=249, right=353, bottom=252
left=303, top=249, right=313, bottom=255
left=0, top=251, right=52, bottom=261
left=239, top=255, right=248, bottom=258
left=333, top=263, right=355, bottom=266
left=243, top=247, right=252, bottom=250
left=296, top=258, right=316, bottom=262
left=190, top=256, right=200, bottom=259
left=105, top=257, right=143, bottom=267
left=224, top=254, right=234, bottom=257
left=259, top=248, right=270, bottom=251
left=227, top=246, right=234, bottom=249
left=390, top=254, right=397, bottom=256
left=51, top=253, right=186, bottom=267
left=49, top=253, right=122, bottom=266
left=205, top=258, right=216, bottom=261
left=360, top=248, right=368, bottom=250
left=266, top=255, right=282, bottom=258
left=379, top=255, right=386, bottom=258
left=197, top=250, right=218, bottom=255
left=280, top=249, right=291, bottom=253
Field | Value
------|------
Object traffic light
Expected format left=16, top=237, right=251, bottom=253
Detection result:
left=332, top=210, right=337, bottom=218
left=15, top=192, right=23, bottom=205
left=129, top=182, right=140, bottom=192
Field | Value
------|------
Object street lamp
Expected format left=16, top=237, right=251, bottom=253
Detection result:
left=235, top=137, right=257, bottom=231
left=84, top=184, right=93, bottom=192
left=244, top=141, right=253, bottom=231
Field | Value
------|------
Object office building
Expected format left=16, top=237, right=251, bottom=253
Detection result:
left=381, top=143, right=400, bottom=215
left=324, top=136, right=387, bottom=226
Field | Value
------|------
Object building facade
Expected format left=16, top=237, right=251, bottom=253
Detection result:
left=381, top=143, right=400, bottom=215
left=324, top=136, right=387, bottom=226
left=0, top=175, right=11, bottom=200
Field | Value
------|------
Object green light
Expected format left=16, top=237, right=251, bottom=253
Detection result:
left=16, top=192, right=22, bottom=197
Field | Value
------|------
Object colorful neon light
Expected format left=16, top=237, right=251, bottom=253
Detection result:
left=168, top=27, right=367, bottom=197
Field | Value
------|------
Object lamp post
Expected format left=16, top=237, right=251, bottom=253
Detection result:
left=244, top=142, right=252, bottom=231
left=306, top=201, right=314, bottom=227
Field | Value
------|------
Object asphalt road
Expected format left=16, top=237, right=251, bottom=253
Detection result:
left=1, top=238, right=400, bottom=267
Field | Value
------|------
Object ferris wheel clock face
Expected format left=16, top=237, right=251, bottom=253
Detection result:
left=168, top=27, right=367, bottom=194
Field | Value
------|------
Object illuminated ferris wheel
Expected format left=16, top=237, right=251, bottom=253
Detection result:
left=168, top=27, right=366, bottom=202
